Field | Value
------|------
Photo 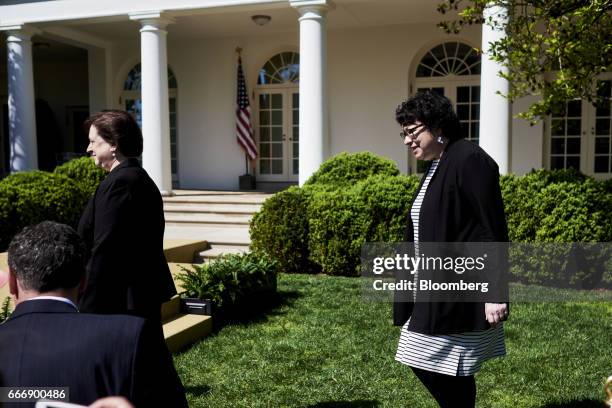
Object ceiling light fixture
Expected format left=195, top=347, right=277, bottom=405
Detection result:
left=251, top=15, right=271, bottom=26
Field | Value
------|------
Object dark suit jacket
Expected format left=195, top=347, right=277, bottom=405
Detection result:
left=78, top=158, right=176, bottom=318
left=393, top=138, right=509, bottom=334
left=0, top=299, right=188, bottom=408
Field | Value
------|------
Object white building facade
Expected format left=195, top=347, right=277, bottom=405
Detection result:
left=1, top=0, right=610, bottom=193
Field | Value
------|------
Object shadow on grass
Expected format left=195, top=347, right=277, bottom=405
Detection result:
left=211, top=289, right=302, bottom=333
left=542, top=399, right=607, bottom=408
left=183, top=384, right=212, bottom=397
left=305, top=401, right=380, bottom=408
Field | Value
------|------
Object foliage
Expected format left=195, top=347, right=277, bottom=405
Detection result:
left=177, top=252, right=279, bottom=310
left=0, top=171, right=87, bottom=251
left=0, top=297, right=11, bottom=323
left=303, top=151, right=399, bottom=187
left=437, top=0, right=612, bottom=122
left=249, top=187, right=317, bottom=274
left=307, top=175, right=419, bottom=276
left=54, top=157, right=106, bottom=198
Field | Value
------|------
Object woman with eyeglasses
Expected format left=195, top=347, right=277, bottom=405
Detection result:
left=393, top=91, right=509, bottom=408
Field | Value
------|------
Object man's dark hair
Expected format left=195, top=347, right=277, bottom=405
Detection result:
left=84, top=110, right=143, bottom=157
left=8, top=221, right=87, bottom=292
left=395, top=90, right=462, bottom=141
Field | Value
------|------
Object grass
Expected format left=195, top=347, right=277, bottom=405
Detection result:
left=174, top=274, right=612, bottom=408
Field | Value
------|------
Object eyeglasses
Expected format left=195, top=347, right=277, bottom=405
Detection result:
left=400, top=124, right=427, bottom=140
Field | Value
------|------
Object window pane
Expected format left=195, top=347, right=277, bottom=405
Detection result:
left=272, top=143, right=283, bottom=158
left=260, top=159, right=270, bottom=174
left=596, top=118, right=610, bottom=135
left=259, top=111, right=269, bottom=126
left=566, top=119, right=581, bottom=135
left=471, top=104, right=480, bottom=120
left=470, top=122, right=479, bottom=140
left=272, top=127, right=283, bottom=141
left=471, top=86, right=480, bottom=101
left=293, top=126, right=299, bottom=140
left=272, top=160, right=283, bottom=174
left=260, top=127, right=270, bottom=142
left=551, top=120, right=565, bottom=136
left=594, top=156, right=610, bottom=173
left=457, top=105, right=469, bottom=120
left=566, top=137, right=580, bottom=154
left=566, top=156, right=580, bottom=170
left=567, top=100, right=581, bottom=117
left=272, top=94, right=282, bottom=109
left=457, top=86, right=470, bottom=103
left=272, top=110, right=283, bottom=125
left=293, top=110, right=299, bottom=125
left=595, top=137, right=610, bottom=154
left=259, top=94, right=270, bottom=109
left=260, top=143, right=270, bottom=157
left=293, top=142, right=299, bottom=158
left=293, top=93, right=299, bottom=108
left=460, top=122, right=469, bottom=139
left=293, top=160, right=299, bottom=174
left=550, top=156, right=565, bottom=169
left=551, top=138, right=565, bottom=154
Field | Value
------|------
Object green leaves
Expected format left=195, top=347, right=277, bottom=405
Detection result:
left=437, top=0, right=612, bottom=122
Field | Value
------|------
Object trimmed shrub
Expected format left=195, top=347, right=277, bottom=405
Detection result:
left=54, top=156, right=106, bottom=198
left=307, top=175, right=419, bottom=276
left=177, top=252, right=279, bottom=310
left=250, top=186, right=317, bottom=273
left=304, top=151, right=399, bottom=187
left=0, top=171, right=87, bottom=250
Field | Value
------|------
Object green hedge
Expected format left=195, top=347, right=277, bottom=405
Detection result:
left=54, top=156, right=106, bottom=197
left=304, top=151, right=399, bottom=187
left=177, top=252, right=279, bottom=310
left=0, top=158, right=104, bottom=251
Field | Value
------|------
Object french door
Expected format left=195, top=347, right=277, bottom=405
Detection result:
left=255, top=88, right=299, bottom=182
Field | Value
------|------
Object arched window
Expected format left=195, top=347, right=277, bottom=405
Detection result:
left=257, top=52, right=300, bottom=85
left=416, top=42, right=481, bottom=77
left=121, top=64, right=180, bottom=185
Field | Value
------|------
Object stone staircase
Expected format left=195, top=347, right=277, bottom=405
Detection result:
left=163, top=190, right=272, bottom=262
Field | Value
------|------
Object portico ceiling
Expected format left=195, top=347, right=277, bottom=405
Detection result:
left=37, top=0, right=445, bottom=43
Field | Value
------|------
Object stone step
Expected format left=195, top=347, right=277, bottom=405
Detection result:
left=164, top=194, right=270, bottom=205
left=164, top=225, right=250, bottom=245
left=165, top=212, right=252, bottom=225
left=163, top=239, right=209, bottom=263
left=198, top=245, right=250, bottom=261
left=164, top=203, right=262, bottom=214
left=163, top=313, right=212, bottom=353
left=161, top=295, right=181, bottom=322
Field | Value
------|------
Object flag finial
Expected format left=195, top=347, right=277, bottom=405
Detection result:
left=235, top=46, right=243, bottom=55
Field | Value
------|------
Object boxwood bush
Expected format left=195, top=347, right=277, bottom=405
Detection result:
left=177, top=252, right=279, bottom=311
left=0, top=171, right=88, bottom=250
left=304, top=151, right=399, bottom=187
left=249, top=186, right=317, bottom=273
left=54, top=156, right=106, bottom=197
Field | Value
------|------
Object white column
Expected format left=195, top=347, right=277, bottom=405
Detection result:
left=129, top=12, right=173, bottom=195
left=479, top=5, right=511, bottom=174
left=2, top=25, right=40, bottom=172
left=291, top=0, right=333, bottom=186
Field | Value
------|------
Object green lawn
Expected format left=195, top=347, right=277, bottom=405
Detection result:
left=174, top=274, right=612, bottom=408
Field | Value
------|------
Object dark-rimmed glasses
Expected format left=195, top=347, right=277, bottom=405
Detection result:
left=400, top=123, right=427, bottom=140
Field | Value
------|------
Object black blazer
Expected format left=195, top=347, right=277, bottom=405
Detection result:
left=393, top=138, right=509, bottom=334
left=0, top=299, right=188, bottom=407
left=78, top=158, right=176, bottom=318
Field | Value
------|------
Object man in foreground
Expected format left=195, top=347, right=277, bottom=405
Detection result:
left=0, top=221, right=188, bottom=407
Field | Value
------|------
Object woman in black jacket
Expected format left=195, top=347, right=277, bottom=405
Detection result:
left=78, top=110, right=176, bottom=328
left=393, top=91, right=509, bottom=408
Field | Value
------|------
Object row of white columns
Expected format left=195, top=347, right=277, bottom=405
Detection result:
left=1, top=2, right=510, bottom=192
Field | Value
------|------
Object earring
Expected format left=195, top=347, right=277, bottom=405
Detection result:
left=436, top=136, right=444, bottom=144
left=112, top=151, right=116, bottom=158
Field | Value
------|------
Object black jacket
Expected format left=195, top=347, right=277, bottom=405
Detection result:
left=0, top=299, right=188, bottom=407
left=78, top=158, right=176, bottom=318
left=393, top=138, right=509, bottom=334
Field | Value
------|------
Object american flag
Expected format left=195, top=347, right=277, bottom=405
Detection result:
left=236, top=56, right=257, bottom=160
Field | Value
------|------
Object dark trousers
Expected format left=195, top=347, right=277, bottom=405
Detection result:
left=411, top=367, right=476, bottom=408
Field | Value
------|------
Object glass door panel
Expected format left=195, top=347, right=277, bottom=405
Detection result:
left=594, top=80, right=612, bottom=174
left=258, top=92, right=284, bottom=176
left=290, top=92, right=299, bottom=180
left=550, top=100, right=582, bottom=171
